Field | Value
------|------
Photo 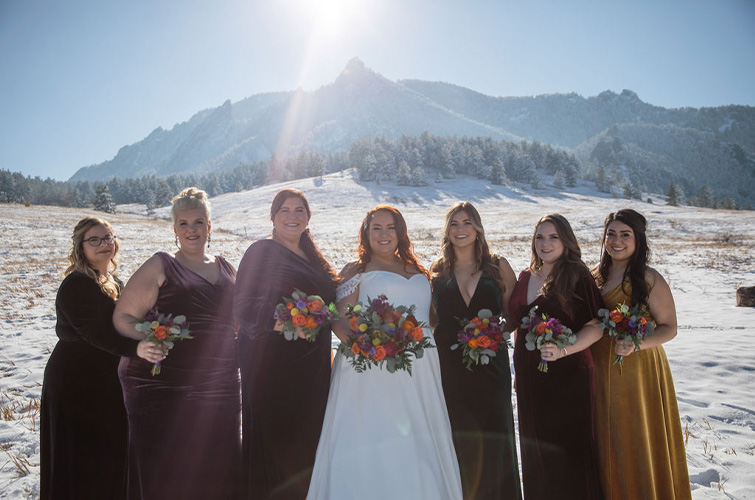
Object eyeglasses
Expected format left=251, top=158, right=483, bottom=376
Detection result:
left=84, top=235, right=117, bottom=247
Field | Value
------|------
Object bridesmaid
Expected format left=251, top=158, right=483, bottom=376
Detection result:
left=591, top=209, right=692, bottom=499
left=508, top=214, right=604, bottom=500
left=430, top=202, right=521, bottom=500
left=114, top=187, right=241, bottom=499
left=41, top=217, right=154, bottom=500
left=234, top=188, right=338, bottom=499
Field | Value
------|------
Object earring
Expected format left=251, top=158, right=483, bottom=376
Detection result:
left=207, top=233, right=212, bottom=248
left=175, top=235, right=180, bottom=249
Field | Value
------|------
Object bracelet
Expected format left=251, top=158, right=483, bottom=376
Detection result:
left=561, top=347, right=568, bottom=357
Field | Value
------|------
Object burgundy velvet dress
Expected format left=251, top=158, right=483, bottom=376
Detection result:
left=234, top=239, right=335, bottom=500
left=509, top=268, right=604, bottom=500
left=118, top=252, right=241, bottom=500
left=432, top=272, right=522, bottom=500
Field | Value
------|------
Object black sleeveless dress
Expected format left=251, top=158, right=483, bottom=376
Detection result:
left=118, top=252, right=241, bottom=500
left=432, top=272, right=522, bottom=500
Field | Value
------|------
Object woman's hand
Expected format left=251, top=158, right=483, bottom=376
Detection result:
left=136, top=340, right=169, bottom=363
left=539, top=343, right=568, bottom=361
left=614, top=339, right=635, bottom=358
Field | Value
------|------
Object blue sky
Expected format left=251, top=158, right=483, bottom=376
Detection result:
left=1, top=0, right=754, bottom=181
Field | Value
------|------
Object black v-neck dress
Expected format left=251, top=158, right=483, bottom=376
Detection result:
left=432, top=272, right=522, bottom=500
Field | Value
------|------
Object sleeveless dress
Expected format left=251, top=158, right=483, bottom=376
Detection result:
left=308, top=271, right=463, bottom=500
left=508, top=269, right=604, bottom=500
left=234, top=239, right=335, bottom=500
left=41, top=272, right=136, bottom=500
left=432, top=272, right=522, bottom=500
left=591, top=279, right=692, bottom=500
left=118, top=252, right=241, bottom=500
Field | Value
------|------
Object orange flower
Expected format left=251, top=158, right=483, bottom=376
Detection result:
left=402, top=319, right=416, bottom=331
left=472, top=318, right=484, bottom=329
left=307, top=300, right=323, bottom=312
left=411, top=326, right=424, bottom=342
left=534, top=322, right=547, bottom=335
left=373, top=345, right=387, bottom=361
left=292, top=314, right=306, bottom=326
left=477, top=335, right=491, bottom=348
left=351, top=343, right=360, bottom=355
left=305, top=316, right=318, bottom=328
left=349, top=316, right=358, bottom=331
left=153, top=325, right=168, bottom=340
left=609, top=310, right=624, bottom=323
left=286, top=301, right=295, bottom=310
left=468, top=338, right=478, bottom=349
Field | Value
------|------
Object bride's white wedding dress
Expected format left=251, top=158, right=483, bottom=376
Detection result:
left=307, top=271, right=462, bottom=500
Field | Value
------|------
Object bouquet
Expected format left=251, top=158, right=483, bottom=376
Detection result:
left=597, top=302, right=655, bottom=367
left=273, top=289, right=338, bottom=341
left=133, top=307, right=192, bottom=376
left=522, top=306, right=575, bottom=373
left=452, top=309, right=511, bottom=371
left=338, top=294, right=434, bottom=375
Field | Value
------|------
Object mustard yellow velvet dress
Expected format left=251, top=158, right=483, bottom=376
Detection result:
left=591, top=279, right=691, bottom=500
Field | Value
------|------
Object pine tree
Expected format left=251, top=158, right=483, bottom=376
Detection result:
left=553, top=170, right=565, bottom=189
left=396, top=161, right=412, bottom=185
left=411, top=166, right=428, bottom=186
left=93, top=184, right=116, bottom=214
left=595, top=167, right=611, bottom=193
left=696, top=185, right=713, bottom=208
left=666, top=183, right=683, bottom=206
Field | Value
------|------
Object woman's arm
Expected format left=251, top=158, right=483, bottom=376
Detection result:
left=55, top=274, right=140, bottom=357
left=540, top=318, right=603, bottom=360
left=331, top=262, right=360, bottom=343
left=615, top=267, right=678, bottom=357
left=498, top=257, right=517, bottom=319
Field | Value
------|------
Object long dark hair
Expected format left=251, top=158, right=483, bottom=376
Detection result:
left=596, top=209, right=650, bottom=306
left=356, top=205, right=428, bottom=277
left=270, top=188, right=338, bottom=284
left=529, top=213, right=587, bottom=312
left=431, top=202, right=503, bottom=290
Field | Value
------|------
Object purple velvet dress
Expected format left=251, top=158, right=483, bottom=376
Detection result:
left=234, top=239, right=335, bottom=500
left=509, top=268, right=604, bottom=500
left=118, top=252, right=241, bottom=500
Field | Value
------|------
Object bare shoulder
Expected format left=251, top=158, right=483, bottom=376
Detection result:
left=645, top=266, right=666, bottom=288
left=339, top=261, right=361, bottom=281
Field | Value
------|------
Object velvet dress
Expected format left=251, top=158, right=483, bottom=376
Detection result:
left=432, top=272, right=522, bottom=500
left=41, top=272, right=138, bottom=500
left=591, top=279, right=692, bottom=500
left=118, top=252, right=241, bottom=500
left=234, top=239, right=335, bottom=500
left=509, top=269, right=604, bottom=500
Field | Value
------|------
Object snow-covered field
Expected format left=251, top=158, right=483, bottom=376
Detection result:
left=2, top=171, right=754, bottom=499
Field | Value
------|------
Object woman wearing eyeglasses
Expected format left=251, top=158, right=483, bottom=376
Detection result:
left=40, top=217, right=158, bottom=500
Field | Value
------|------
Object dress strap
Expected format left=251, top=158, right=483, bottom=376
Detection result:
left=336, top=273, right=361, bottom=302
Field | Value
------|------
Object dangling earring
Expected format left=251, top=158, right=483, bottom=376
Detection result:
left=175, top=235, right=180, bottom=249
left=207, top=233, right=212, bottom=248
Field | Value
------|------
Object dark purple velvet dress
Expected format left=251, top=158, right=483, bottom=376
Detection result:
left=41, top=272, right=137, bottom=500
left=234, top=239, right=335, bottom=500
left=509, top=268, right=604, bottom=500
left=118, top=252, right=241, bottom=500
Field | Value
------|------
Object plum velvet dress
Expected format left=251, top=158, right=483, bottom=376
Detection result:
left=591, top=279, right=691, bottom=500
left=234, top=239, right=335, bottom=500
left=509, top=268, right=604, bottom=500
left=432, top=272, right=522, bottom=500
left=118, top=252, right=241, bottom=500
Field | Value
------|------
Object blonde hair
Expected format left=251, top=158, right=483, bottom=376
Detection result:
left=171, top=187, right=211, bottom=222
left=66, top=217, right=120, bottom=299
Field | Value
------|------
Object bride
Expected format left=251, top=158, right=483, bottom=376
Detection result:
left=307, top=206, right=462, bottom=500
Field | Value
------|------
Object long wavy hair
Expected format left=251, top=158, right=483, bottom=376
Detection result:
left=529, top=213, right=587, bottom=312
left=356, top=205, right=428, bottom=277
left=65, top=217, right=120, bottom=300
left=596, top=209, right=651, bottom=306
left=270, top=188, right=338, bottom=284
left=430, top=202, right=502, bottom=289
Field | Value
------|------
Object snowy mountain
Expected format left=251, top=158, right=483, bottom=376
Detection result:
left=69, top=58, right=755, bottom=192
